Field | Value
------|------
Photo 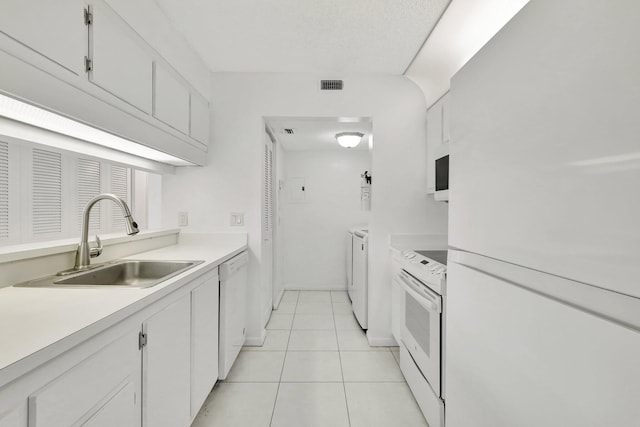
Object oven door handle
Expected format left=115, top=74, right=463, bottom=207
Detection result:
left=396, top=271, right=441, bottom=313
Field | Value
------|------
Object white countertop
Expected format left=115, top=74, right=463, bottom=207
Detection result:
left=0, top=233, right=247, bottom=387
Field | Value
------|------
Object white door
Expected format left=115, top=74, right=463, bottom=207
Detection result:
left=261, top=129, right=274, bottom=325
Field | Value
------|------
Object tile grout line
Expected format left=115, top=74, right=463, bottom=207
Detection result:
left=268, top=291, right=299, bottom=427
left=333, top=293, right=353, bottom=427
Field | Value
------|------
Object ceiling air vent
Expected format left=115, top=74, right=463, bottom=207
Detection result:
left=282, top=128, right=295, bottom=135
left=320, top=80, right=343, bottom=91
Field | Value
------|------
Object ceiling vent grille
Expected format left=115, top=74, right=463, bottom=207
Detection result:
left=320, top=80, right=343, bottom=91
left=282, top=128, right=295, bottom=135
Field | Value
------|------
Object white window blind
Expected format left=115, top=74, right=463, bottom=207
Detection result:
left=263, top=142, right=273, bottom=238
left=76, top=158, right=101, bottom=232
left=110, top=165, right=130, bottom=232
left=0, top=138, right=138, bottom=247
left=0, top=141, right=8, bottom=240
left=32, top=148, right=62, bottom=235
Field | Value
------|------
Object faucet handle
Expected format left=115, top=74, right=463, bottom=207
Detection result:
left=89, top=235, right=103, bottom=258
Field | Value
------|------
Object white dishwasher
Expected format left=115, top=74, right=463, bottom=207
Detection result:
left=218, top=251, right=248, bottom=379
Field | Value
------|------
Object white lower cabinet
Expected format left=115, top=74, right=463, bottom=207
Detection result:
left=142, top=294, right=191, bottom=427
left=28, top=329, right=141, bottom=427
left=190, top=270, right=219, bottom=419
left=83, top=381, right=138, bottom=427
left=0, top=402, right=27, bottom=427
left=0, top=266, right=222, bottom=427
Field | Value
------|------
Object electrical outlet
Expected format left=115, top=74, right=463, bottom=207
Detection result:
left=178, top=211, right=188, bottom=227
left=230, top=212, right=244, bottom=226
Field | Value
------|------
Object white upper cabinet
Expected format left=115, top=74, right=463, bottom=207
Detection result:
left=0, top=0, right=86, bottom=75
left=442, top=92, right=451, bottom=144
left=0, top=0, right=210, bottom=165
left=426, top=93, right=449, bottom=194
left=88, top=1, right=153, bottom=113
left=153, top=63, right=190, bottom=134
left=190, top=93, right=210, bottom=145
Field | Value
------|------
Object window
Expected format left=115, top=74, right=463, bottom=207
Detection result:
left=0, top=136, right=149, bottom=247
left=0, top=141, right=8, bottom=241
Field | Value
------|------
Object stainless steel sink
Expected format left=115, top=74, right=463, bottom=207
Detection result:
left=15, top=260, right=204, bottom=289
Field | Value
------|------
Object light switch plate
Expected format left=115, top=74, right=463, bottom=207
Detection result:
left=230, top=212, right=244, bottom=226
left=178, top=211, right=188, bottom=227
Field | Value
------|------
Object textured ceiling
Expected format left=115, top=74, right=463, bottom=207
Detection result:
left=266, top=117, right=372, bottom=151
left=153, top=0, right=451, bottom=73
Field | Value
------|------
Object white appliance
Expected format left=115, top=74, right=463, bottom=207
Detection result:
left=218, top=251, right=248, bottom=380
left=350, top=228, right=368, bottom=329
left=433, top=144, right=449, bottom=202
left=395, top=249, right=447, bottom=427
left=345, top=231, right=353, bottom=294
left=445, top=2, right=640, bottom=425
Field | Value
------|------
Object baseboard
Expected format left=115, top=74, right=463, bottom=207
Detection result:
left=283, top=283, right=348, bottom=292
left=262, top=302, right=272, bottom=328
left=366, top=333, right=399, bottom=347
left=244, top=329, right=266, bottom=347
left=274, top=288, right=285, bottom=309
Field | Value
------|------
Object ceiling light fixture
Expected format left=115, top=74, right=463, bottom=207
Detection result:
left=335, top=132, right=364, bottom=148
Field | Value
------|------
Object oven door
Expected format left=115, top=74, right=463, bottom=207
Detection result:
left=396, top=269, right=442, bottom=396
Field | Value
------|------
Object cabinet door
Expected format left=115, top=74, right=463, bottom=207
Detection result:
left=442, top=92, right=451, bottom=144
left=0, top=402, right=27, bottom=427
left=143, top=294, right=191, bottom=427
left=153, top=63, right=190, bottom=134
left=190, top=270, right=219, bottom=418
left=190, top=93, right=210, bottom=145
left=426, top=97, right=443, bottom=193
left=89, top=1, right=152, bottom=113
left=0, top=0, right=86, bottom=75
left=82, top=382, right=137, bottom=427
left=28, top=330, right=141, bottom=427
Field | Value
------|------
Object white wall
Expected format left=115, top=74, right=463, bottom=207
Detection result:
left=162, top=73, right=448, bottom=344
left=281, top=149, right=370, bottom=290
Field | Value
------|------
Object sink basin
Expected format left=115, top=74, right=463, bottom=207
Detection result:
left=15, top=260, right=204, bottom=289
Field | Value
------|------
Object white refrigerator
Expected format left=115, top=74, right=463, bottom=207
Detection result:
left=445, top=1, right=640, bottom=426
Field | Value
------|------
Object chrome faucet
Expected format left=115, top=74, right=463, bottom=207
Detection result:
left=72, top=193, right=139, bottom=272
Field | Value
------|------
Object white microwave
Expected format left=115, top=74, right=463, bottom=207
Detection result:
left=434, top=144, right=449, bottom=202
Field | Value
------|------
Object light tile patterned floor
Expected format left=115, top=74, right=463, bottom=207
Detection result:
left=192, top=290, right=428, bottom=427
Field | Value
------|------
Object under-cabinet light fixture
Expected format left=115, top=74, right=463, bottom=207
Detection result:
left=335, top=132, right=364, bottom=148
left=0, top=93, right=194, bottom=166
